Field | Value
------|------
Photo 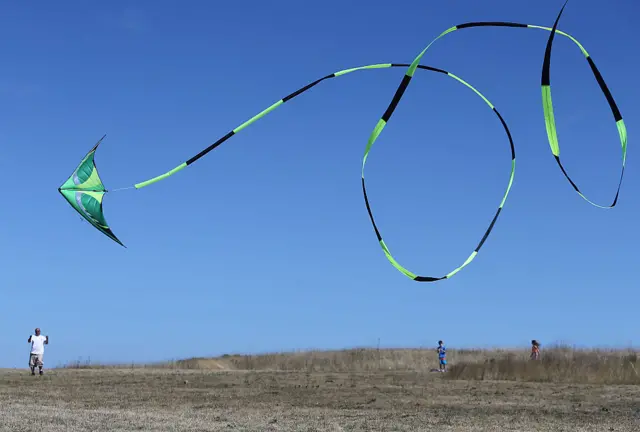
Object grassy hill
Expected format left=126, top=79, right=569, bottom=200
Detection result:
left=60, top=344, right=640, bottom=385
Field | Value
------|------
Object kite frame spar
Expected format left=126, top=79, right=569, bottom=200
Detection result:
left=59, top=0, right=627, bottom=282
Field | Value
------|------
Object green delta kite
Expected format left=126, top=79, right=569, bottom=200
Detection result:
left=58, top=135, right=124, bottom=247
left=59, top=0, right=627, bottom=282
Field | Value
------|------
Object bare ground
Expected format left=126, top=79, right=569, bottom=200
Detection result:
left=1, top=367, right=639, bottom=431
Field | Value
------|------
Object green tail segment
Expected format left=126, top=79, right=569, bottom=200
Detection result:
left=58, top=135, right=125, bottom=247
left=60, top=0, right=627, bottom=282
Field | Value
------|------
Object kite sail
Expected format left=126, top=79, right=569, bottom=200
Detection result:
left=58, top=135, right=124, bottom=247
left=59, top=0, right=627, bottom=282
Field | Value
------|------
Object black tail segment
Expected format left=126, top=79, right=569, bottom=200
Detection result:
left=186, top=131, right=235, bottom=165
left=393, top=63, right=449, bottom=75
left=494, top=108, right=516, bottom=160
left=542, top=0, right=569, bottom=86
left=554, top=156, right=580, bottom=192
left=415, top=275, right=445, bottom=282
left=586, top=57, right=622, bottom=122
left=382, top=74, right=413, bottom=122
left=456, top=22, right=528, bottom=29
left=361, top=177, right=382, bottom=242
left=283, top=74, right=335, bottom=102
left=476, top=207, right=502, bottom=252
left=611, top=166, right=624, bottom=207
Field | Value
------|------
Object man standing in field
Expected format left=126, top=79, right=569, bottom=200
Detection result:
left=28, top=328, right=48, bottom=376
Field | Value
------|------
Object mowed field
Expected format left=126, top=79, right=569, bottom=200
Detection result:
left=1, top=347, right=639, bottom=431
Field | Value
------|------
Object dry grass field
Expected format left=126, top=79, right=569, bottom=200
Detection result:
left=2, top=346, right=639, bottom=431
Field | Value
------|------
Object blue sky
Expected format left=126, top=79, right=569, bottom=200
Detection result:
left=1, top=0, right=638, bottom=368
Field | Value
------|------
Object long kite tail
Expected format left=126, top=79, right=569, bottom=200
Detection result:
left=64, top=0, right=626, bottom=281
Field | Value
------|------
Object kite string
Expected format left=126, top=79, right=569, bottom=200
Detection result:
left=108, top=186, right=135, bottom=192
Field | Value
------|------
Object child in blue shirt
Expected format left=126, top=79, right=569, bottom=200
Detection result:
left=437, top=340, right=447, bottom=372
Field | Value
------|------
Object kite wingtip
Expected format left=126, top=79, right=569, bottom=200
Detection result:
left=111, top=235, right=127, bottom=248
left=92, top=133, right=107, bottom=150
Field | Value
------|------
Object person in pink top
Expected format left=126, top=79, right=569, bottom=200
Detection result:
left=530, top=340, right=540, bottom=360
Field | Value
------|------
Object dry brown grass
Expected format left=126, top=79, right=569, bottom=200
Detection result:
left=4, top=367, right=640, bottom=431
left=59, top=344, right=640, bottom=385
left=447, top=345, right=640, bottom=385
left=191, top=347, right=516, bottom=373
left=58, top=346, right=511, bottom=371
left=4, top=345, right=638, bottom=431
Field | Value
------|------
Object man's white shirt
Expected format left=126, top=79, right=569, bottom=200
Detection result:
left=30, top=335, right=47, bottom=355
